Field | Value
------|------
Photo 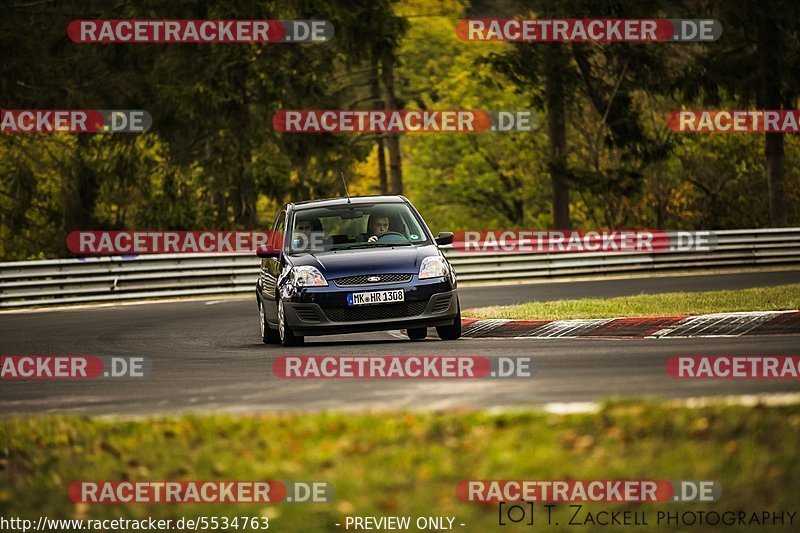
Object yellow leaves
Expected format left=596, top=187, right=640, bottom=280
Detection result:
left=604, top=425, right=623, bottom=441
left=210, top=461, right=227, bottom=476
left=416, top=463, right=432, bottom=481
left=260, top=505, right=280, bottom=520
left=335, top=499, right=356, bottom=514
left=72, top=502, right=90, bottom=519
left=325, top=418, right=348, bottom=433
left=558, top=429, right=595, bottom=453
left=724, top=440, right=738, bottom=455
left=688, top=416, right=711, bottom=437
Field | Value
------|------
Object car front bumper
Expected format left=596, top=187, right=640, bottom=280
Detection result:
left=282, top=278, right=458, bottom=336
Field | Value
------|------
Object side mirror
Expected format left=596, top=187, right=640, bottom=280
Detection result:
left=435, top=231, right=454, bottom=246
left=256, top=244, right=281, bottom=258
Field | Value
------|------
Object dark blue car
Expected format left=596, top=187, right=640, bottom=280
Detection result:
left=255, top=196, right=461, bottom=346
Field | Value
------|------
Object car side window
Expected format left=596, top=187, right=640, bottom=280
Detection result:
left=273, top=211, right=286, bottom=234
left=271, top=211, right=287, bottom=251
left=400, top=210, right=423, bottom=241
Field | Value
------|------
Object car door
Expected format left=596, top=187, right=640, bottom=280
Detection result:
left=261, top=209, right=287, bottom=323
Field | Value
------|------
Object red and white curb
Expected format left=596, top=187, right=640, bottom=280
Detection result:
left=461, top=310, right=800, bottom=339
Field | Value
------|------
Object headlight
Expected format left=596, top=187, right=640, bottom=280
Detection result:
left=419, top=256, right=448, bottom=279
left=291, top=266, right=328, bottom=286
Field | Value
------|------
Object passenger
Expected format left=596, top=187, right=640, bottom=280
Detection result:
left=292, top=217, right=325, bottom=250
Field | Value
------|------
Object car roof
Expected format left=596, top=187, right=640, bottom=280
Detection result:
left=291, top=195, right=408, bottom=211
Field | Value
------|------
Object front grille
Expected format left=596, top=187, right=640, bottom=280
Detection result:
left=333, top=274, right=412, bottom=287
left=322, top=300, right=428, bottom=322
left=431, top=297, right=452, bottom=313
left=295, top=306, right=321, bottom=322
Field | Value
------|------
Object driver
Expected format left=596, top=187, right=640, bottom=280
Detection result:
left=366, top=214, right=390, bottom=242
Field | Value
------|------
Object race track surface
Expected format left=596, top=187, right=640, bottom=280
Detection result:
left=2, top=271, right=799, bottom=416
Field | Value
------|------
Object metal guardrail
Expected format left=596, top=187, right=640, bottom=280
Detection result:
left=1, top=228, right=799, bottom=308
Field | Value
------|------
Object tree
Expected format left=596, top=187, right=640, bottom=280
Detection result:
left=679, top=0, right=800, bottom=227
left=0, top=0, right=408, bottom=259
left=490, top=0, right=671, bottom=229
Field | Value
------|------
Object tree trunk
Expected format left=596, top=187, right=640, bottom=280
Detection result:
left=757, top=9, right=788, bottom=227
left=381, top=53, right=403, bottom=195
left=765, top=132, right=787, bottom=227
left=371, top=54, right=388, bottom=195
left=62, top=135, right=97, bottom=239
left=545, top=45, right=571, bottom=229
left=205, top=137, right=227, bottom=226
left=232, top=66, right=257, bottom=228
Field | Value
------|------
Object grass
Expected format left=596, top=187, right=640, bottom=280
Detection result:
left=463, top=283, right=800, bottom=320
left=1, top=402, right=799, bottom=532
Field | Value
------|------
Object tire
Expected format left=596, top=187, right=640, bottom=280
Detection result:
left=278, top=299, right=304, bottom=347
left=436, top=301, right=461, bottom=340
left=258, top=297, right=280, bottom=345
left=406, top=327, right=427, bottom=341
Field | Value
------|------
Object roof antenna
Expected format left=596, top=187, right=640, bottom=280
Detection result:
left=341, top=171, right=351, bottom=204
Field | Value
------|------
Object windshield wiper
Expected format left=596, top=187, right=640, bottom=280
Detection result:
left=333, top=242, right=412, bottom=251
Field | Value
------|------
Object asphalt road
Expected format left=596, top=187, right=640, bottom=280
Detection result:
left=458, top=269, right=800, bottom=307
left=2, top=270, right=799, bottom=416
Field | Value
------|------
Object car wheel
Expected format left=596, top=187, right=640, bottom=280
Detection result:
left=278, top=299, right=304, bottom=346
left=406, top=327, right=427, bottom=341
left=436, top=300, right=461, bottom=340
left=258, top=297, right=280, bottom=344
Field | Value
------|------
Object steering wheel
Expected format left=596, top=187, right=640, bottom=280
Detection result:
left=375, top=231, right=407, bottom=243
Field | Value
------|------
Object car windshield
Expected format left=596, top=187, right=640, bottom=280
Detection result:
left=288, top=202, right=430, bottom=253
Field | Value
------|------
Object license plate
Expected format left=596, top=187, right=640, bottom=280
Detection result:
left=347, top=289, right=405, bottom=306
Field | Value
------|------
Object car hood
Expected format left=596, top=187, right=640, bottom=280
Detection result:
left=288, top=244, right=440, bottom=277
